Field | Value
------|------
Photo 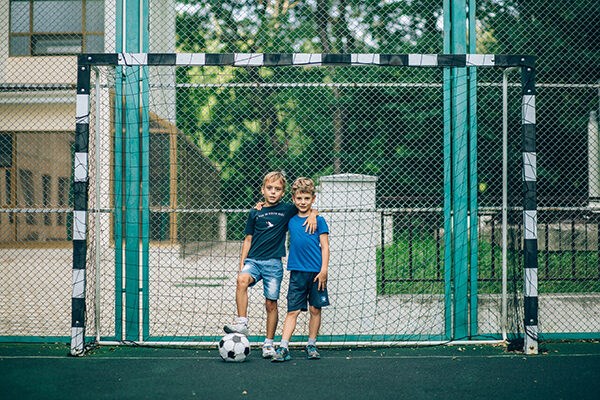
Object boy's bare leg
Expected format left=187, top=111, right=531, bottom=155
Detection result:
left=305, top=306, right=322, bottom=359
left=235, top=273, right=253, bottom=317
left=271, top=310, right=300, bottom=362
left=281, top=310, right=301, bottom=342
left=224, top=274, right=253, bottom=334
left=264, top=299, right=278, bottom=339
left=261, top=299, right=279, bottom=358
left=308, top=306, right=322, bottom=339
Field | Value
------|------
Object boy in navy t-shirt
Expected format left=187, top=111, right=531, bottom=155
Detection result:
left=272, top=177, right=330, bottom=362
left=224, top=171, right=317, bottom=358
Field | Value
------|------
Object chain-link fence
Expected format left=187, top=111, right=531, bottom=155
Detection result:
left=1, top=1, right=598, bottom=343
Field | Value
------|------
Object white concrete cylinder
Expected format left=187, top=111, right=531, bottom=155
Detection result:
left=316, top=174, right=379, bottom=334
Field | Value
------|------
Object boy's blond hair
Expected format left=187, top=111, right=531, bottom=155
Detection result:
left=262, top=171, right=287, bottom=189
left=291, top=177, right=316, bottom=197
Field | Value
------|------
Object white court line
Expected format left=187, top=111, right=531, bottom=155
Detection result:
left=2, top=353, right=599, bottom=360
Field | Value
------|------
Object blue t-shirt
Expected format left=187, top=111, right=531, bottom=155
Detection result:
left=245, top=202, right=298, bottom=260
left=287, top=215, right=329, bottom=272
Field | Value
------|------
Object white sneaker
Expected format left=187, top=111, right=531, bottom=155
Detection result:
left=223, top=323, right=248, bottom=335
left=262, top=344, right=276, bottom=358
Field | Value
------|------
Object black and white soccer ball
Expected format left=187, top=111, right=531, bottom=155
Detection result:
left=218, top=333, right=251, bottom=362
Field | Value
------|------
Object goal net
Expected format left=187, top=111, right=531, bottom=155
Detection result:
left=71, top=53, right=537, bottom=354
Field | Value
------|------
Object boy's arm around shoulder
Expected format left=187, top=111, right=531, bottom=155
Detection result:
left=303, top=208, right=319, bottom=234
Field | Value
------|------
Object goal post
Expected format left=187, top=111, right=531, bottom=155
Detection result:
left=70, top=52, right=537, bottom=355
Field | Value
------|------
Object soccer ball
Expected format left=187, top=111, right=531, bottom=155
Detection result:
left=218, top=333, right=250, bottom=362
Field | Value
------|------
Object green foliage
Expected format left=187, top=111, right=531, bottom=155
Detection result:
left=377, top=236, right=600, bottom=295
left=477, top=0, right=600, bottom=207
left=174, top=0, right=450, bottom=208
left=173, top=0, right=599, bottom=209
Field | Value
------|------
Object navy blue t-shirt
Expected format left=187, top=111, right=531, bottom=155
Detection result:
left=245, top=202, right=298, bottom=260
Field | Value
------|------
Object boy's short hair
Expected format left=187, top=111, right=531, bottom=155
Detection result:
left=262, top=171, right=287, bottom=189
left=291, top=177, right=316, bottom=196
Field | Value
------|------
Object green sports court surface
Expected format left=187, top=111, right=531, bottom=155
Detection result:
left=1, top=341, right=599, bottom=399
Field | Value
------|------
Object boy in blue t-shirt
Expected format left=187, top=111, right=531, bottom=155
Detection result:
left=272, top=177, right=330, bottom=362
left=224, top=171, right=317, bottom=358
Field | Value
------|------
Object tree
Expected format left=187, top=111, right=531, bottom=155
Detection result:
left=173, top=0, right=598, bottom=209
left=477, top=0, right=600, bottom=206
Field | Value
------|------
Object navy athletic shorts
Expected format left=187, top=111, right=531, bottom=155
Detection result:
left=286, top=270, right=330, bottom=312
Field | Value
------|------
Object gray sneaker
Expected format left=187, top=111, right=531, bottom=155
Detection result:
left=223, top=322, right=248, bottom=336
left=306, top=344, right=320, bottom=359
left=271, top=347, right=291, bottom=362
left=262, top=344, right=276, bottom=358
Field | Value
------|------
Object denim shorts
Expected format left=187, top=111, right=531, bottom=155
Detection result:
left=240, top=258, right=284, bottom=301
left=286, top=270, right=330, bottom=312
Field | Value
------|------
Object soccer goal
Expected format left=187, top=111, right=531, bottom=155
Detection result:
left=71, top=53, right=537, bottom=355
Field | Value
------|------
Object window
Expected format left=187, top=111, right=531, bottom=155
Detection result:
left=57, top=177, right=69, bottom=226
left=19, top=169, right=36, bottom=225
left=5, top=170, right=14, bottom=224
left=4, top=170, right=12, bottom=206
left=0, top=134, right=12, bottom=168
left=9, top=0, right=104, bottom=56
left=0, top=134, right=13, bottom=223
left=42, top=174, right=52, bottom=225
left=0, top=133, right=13, bottom=224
